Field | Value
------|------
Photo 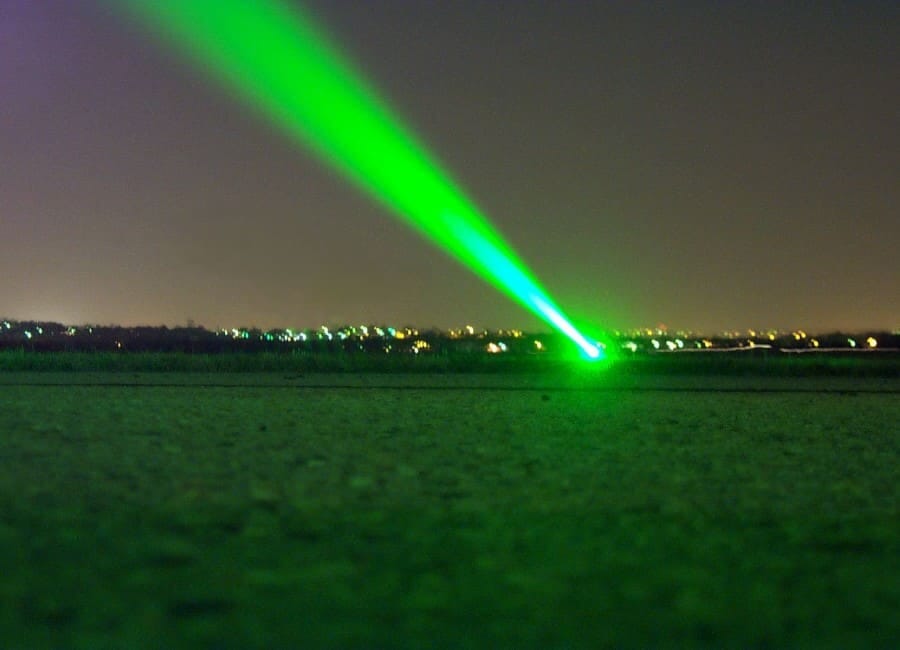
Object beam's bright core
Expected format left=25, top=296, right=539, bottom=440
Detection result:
left=116, top=0, right=603, bottom=359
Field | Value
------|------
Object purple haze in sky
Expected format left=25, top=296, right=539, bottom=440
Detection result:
left=1, top=0, right=897, bottom=332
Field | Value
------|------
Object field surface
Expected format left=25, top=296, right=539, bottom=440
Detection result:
left=1, top=372, right=898, bottom=648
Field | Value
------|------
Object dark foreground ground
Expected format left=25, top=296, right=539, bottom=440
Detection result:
left=0, top=371, right=898, bottom=648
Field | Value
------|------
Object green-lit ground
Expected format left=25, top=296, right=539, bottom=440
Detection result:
left=1, top=372, right=898, bottom=648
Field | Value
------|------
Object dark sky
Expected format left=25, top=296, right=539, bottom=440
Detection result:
left=2, top=1, right=897, bottom=332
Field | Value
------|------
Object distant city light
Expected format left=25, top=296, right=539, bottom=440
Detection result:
left=1, top=319, right=897, bottom=358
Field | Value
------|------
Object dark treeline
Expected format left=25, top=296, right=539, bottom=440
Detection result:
left=0, top=320, right=897, bottom=377
left=0, top=320, right=897, bottom=356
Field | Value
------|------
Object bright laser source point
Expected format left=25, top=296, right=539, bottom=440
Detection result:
left=116, top=0, right=603, bottom=359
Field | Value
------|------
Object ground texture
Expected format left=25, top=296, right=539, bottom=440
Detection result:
left=0, top=372, right=898, bottom=648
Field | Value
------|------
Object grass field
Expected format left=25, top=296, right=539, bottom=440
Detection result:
left=1, top=371, right=898, bottom=648
left=1, top=348, right=898, bottom=377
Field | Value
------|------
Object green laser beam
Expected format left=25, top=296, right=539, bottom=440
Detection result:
left=115, top=0, right=603, bottom=359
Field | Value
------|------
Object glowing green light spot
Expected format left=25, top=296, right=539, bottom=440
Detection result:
left=115, top=0, right=607, bottom=357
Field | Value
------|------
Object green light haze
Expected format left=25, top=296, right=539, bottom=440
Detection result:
left=117, top=0, right=603, bottom=359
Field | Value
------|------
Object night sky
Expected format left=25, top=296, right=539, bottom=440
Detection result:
left=2, top=1, right=897, bottom=332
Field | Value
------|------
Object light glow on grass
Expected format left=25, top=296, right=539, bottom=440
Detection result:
left=114, top=0, right=606, bottom=360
